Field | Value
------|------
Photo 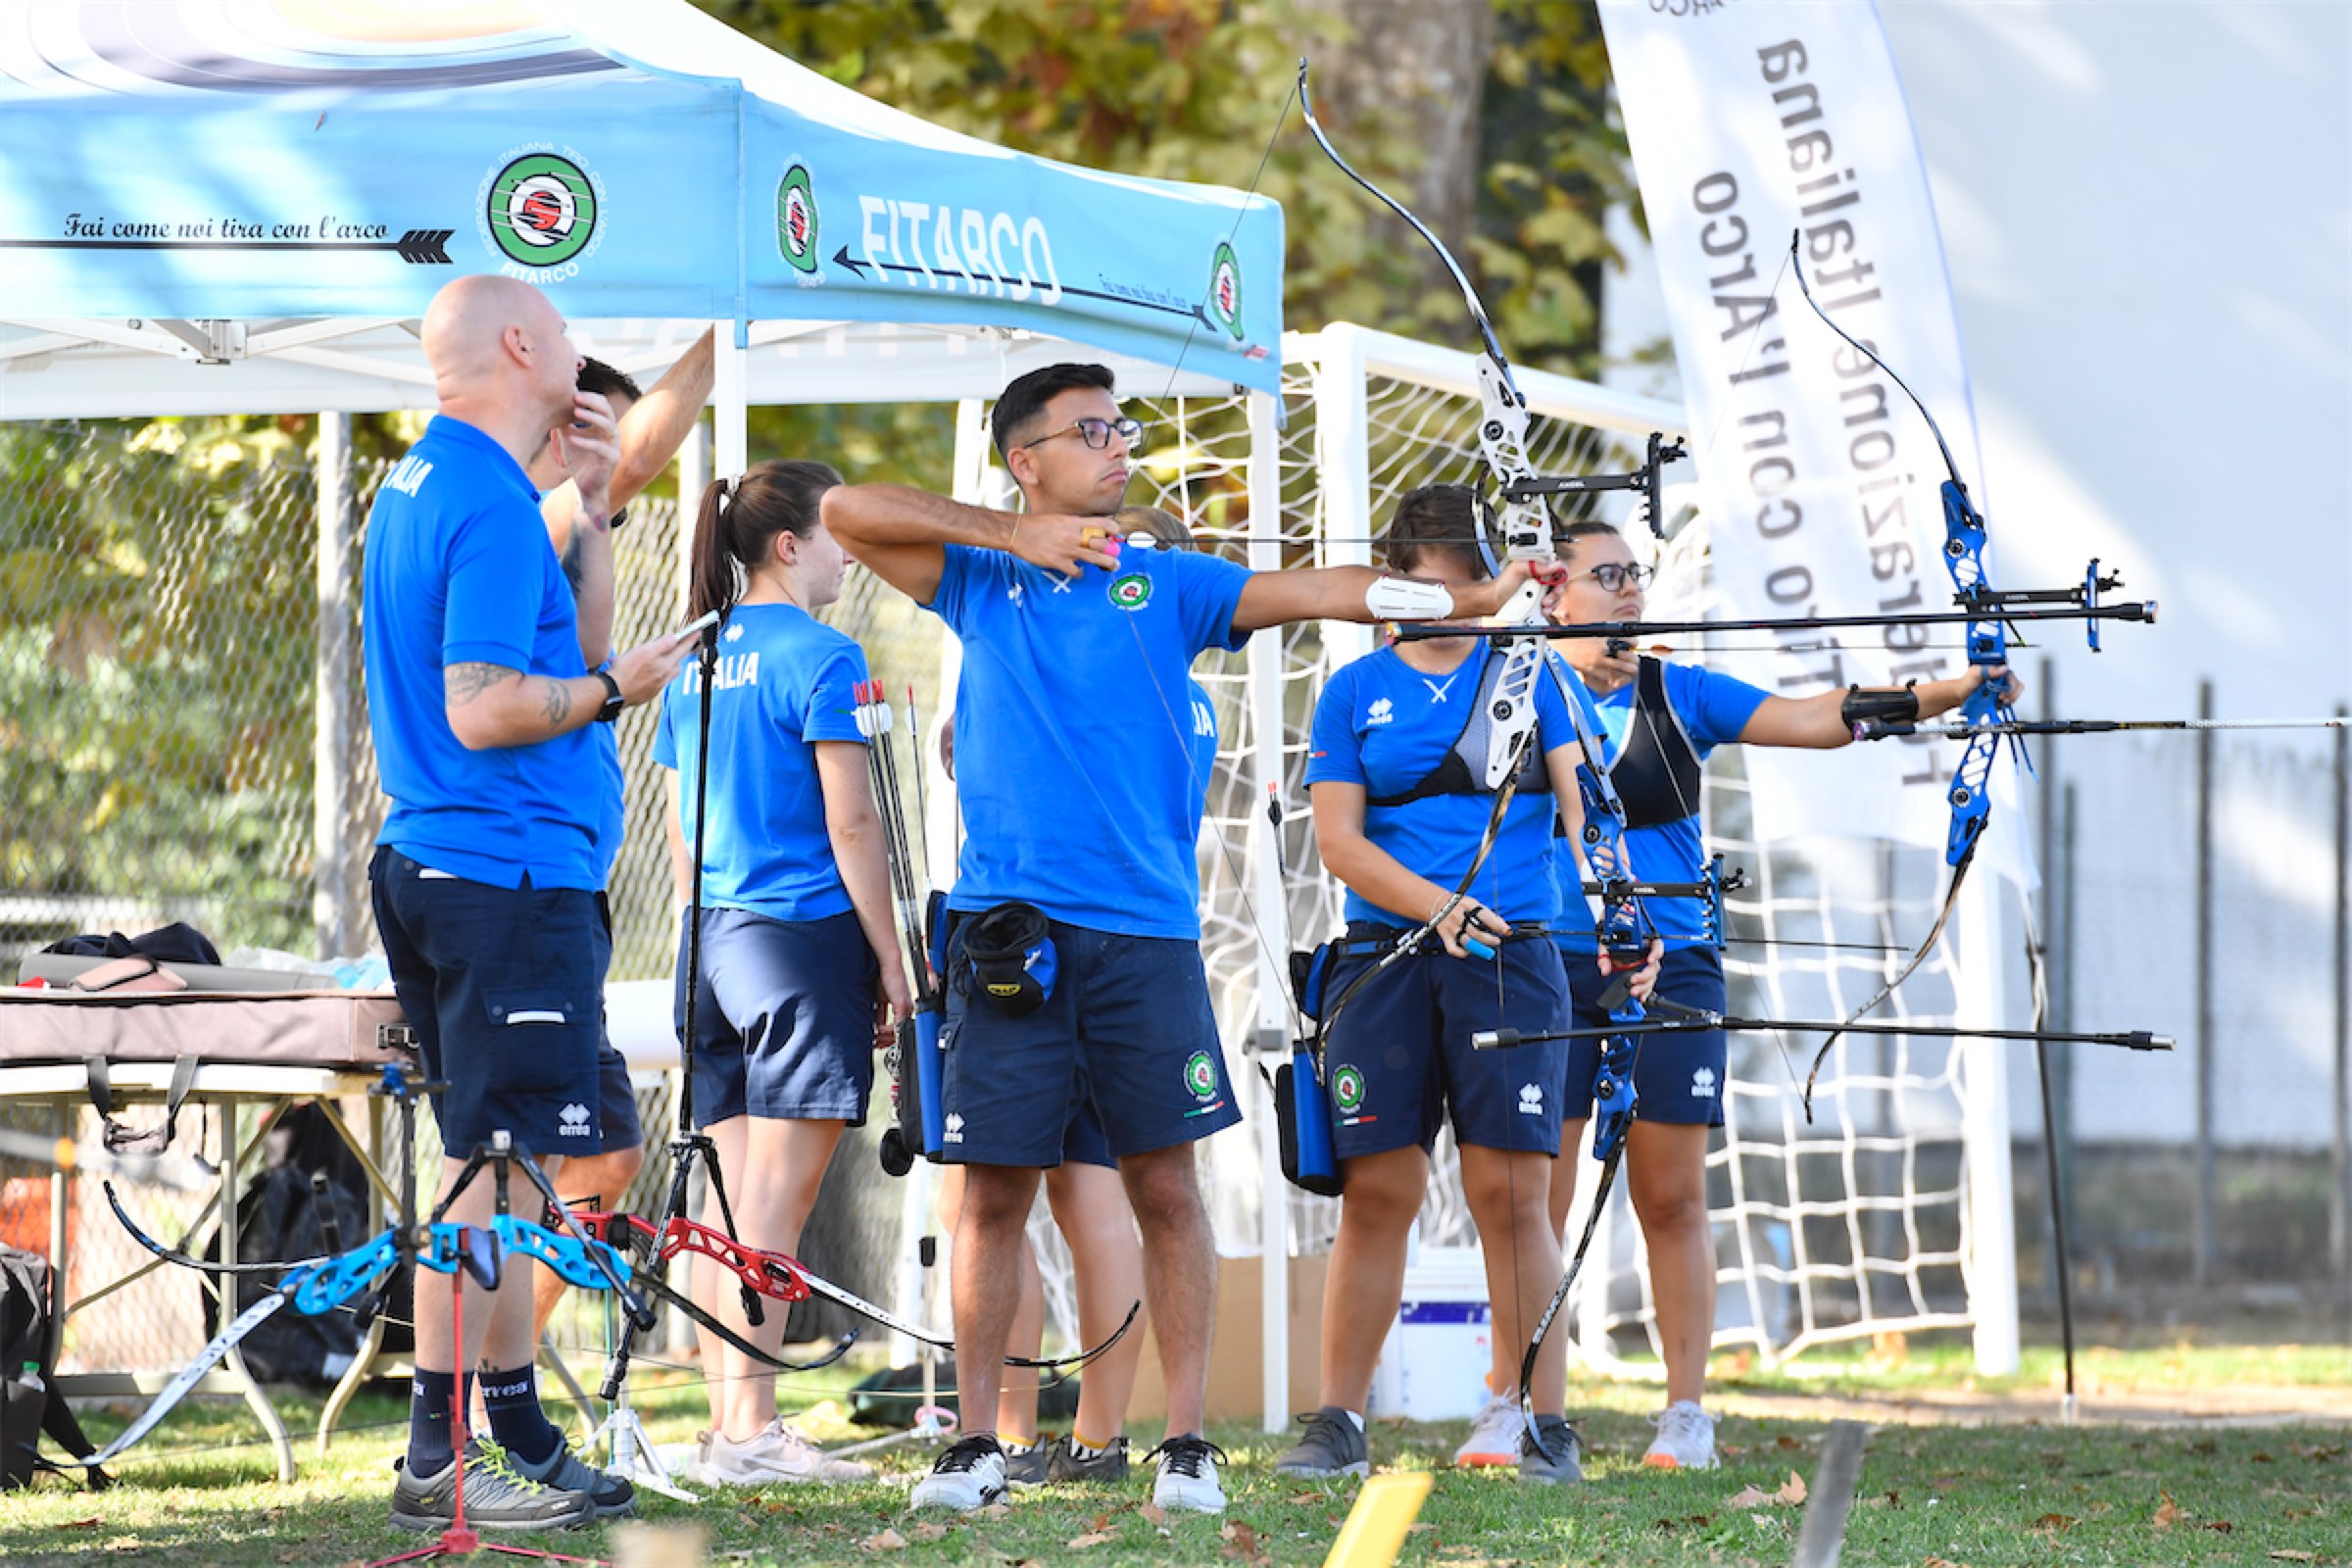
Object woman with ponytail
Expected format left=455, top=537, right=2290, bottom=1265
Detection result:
left=651, top=460, right=913, bottom=1486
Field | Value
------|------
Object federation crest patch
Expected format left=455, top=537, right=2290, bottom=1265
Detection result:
left=1185, top=1050, right=1218, bottom=1102
left=484, top=150, right=601, bottom=268
left=1108, top=571, right=1152, bottom=611
left=1332, top=1064, right=1365, bottom=1114
left=1206, top=240, right=1244, bottom=340
left=777, top=163, right=820, bottom=275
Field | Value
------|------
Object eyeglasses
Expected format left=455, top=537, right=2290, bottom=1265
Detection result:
left=1578, top=563, right=1655, bottom=592
left=1019, top=416, right=1146, bottom=454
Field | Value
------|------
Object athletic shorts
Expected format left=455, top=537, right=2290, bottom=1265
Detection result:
left=1061, top=1080, right=1116, bottom=1170
left=1319, top=923, right=1570, bottom=1160
left=677, top=906, right=879, bottom=1126
left=370, top=846, right=605, bottom=1157
left=1559, top=942, right=1728, bottom=1128
left=938, top=914, right=1239, bottom=1167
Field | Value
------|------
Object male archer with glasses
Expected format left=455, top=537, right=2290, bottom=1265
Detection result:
left=823, top=362, right=1544, bottom=1516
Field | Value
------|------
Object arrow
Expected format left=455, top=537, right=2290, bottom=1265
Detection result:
left=1860, top=715, right=2351, bottom=741
left=1, top=227, right=454, bottom=264
left=829, top=245, right=1208, bottom=323
left=1394, top=601, right=2156, bottom=644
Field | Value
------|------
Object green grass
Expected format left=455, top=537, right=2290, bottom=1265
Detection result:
left=2, top=1348, right=2345, bottom=1566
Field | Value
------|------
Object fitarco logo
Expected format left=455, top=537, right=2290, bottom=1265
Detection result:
left=481, top=147, right=603, bottom=271
left=1206, top=240, right=1244, bottom=339
left=777, top=163, right=819, bottom=274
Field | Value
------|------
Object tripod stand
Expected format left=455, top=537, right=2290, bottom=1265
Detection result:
left=594, top=622, right=763, bottom=1496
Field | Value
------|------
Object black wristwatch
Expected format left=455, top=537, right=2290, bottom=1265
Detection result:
left=591, top=668, right=625, bottom=724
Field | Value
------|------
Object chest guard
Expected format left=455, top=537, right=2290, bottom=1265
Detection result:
left=1365, top=650, right=1553, bottom=808
left=1605, top=656, right=1704, bottom=831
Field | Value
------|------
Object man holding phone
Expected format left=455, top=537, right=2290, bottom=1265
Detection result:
left=521, top=333, right=714, bottom=1349
left=363, top=273, right=692, bottom=1534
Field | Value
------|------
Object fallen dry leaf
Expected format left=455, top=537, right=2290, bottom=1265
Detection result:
left=1778, top=1470, right=1808, bottom=1505
left=861, top=1529, right=907, bottom=1552
left=1286, top=1492, right=1322, bottom=1505
left=2032, top=1513, right=2078, bottom=1533
left=57, top=1519, right=102, bottom=1531
left=1923, top=1558, right=1972, bottom=1568
left=1774, top=1434, right=1801, bottom=1450
left=1139, top=1504, right=1168, bottom=1527
left=2153, top=1490, right=2183, bottom=1530
left=1727, top=1485, right=1774, bottom=1509
left=1066, top=1532, right=1114, bottom=1549
left=1220, top=1520, right=1267, bottom=1563
left=910, top=1523, right=951, bottom=1542
left=2268, top=1552, right=2317, bottom=1563
left=1408, top=1522, right=1436, bottom=1533
left=2205, top=1521, right=2233, bottom=1534
left=976, top=1502, right=1012, bottom=1521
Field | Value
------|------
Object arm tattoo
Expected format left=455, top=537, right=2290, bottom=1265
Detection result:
left=445, top=662, right=516, bottom=707
left=539, top=677, right=575, bottom=729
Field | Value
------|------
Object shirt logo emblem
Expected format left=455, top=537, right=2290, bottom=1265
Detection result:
left=943, top=1112, right=965, bottom=1145
left=1109, top=571, right=1153, bottom=611
left=1332, top=1065, right=1366, bottom=1114
left=1518, top=1083, right=1544, bottom=1116
left=559, top=1102, right=593, bottom=1138
left=1366, top=697, right=1394, bottom=727
left=1691, top=1067, right=1718, bottom=1099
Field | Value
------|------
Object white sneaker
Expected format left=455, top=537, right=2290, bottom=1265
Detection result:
left=696, top=1420, right=875, bottom=1485
left=1642, top=1400, right=1719, bottom=1470
left=1454, top=1387, right=1522, bottom=1468
left=1148, top=1434, right=1227, bottom=1514
left=910, top=1435, right=1008, bottom=1512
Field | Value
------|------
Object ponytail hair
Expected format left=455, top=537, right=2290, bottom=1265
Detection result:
left=686, top=459, right=845, bottom=621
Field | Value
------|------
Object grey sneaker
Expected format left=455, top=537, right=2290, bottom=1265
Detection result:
left=1517, top=1415, right=1586, bottom=1485
left=909, top=1434, right=1008, bottom=1512
left=1048, top=1434, right=1130, bottom=1484
left=389, top=1442, right=596, bottom=1532
left=1003, top=1438, right=1052, bottom=1489
left=1273, top=1407, right=1369, bottom=1479
left=1147, top=1434, right=1228, bottom=1514
left=501, top=1439, right=637, bottom=1518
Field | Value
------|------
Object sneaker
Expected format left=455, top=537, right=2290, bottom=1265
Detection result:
left=696, top=1419, right=875, bottom=1486
left=1517, top=1415, right=1586, bottom=1486
left=1273, top=1407, right=1368, bottom=1479
left=1147, top=1434, right=1228, bottom=1514
left=499, top=1438, right=637, bottom=1518
left=1454, top=1387, right=1522, bottom=1468
left=1642, top=1400, right=1720, bottom=1470
left=1049, top=1434, right=1130, bottom=1484
left=389, top=1442, right=596, bottom=1533
left=909, top=1434, right=1008, bottom=1512
left=1003, top=1438, right=1053, bottom=1489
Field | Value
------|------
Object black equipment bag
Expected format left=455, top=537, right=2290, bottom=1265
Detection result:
left=0, top=1245, right=108, bottom=1490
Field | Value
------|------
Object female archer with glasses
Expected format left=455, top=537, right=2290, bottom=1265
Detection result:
left=1449, top=517, right=2020, bottom=1475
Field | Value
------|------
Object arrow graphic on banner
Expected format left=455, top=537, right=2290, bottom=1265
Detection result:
left=0, top=227, right=455, bottom=263
left=828, top=244, right=1210, bottom=324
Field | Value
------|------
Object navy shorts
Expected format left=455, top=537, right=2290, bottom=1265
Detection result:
left=677, top=906, right=880, bottom=1126
left=939, top=914, right=1239, bottom=1167
left=592, top=894, right=643, bottom=1153
left=1061, top=1081, right=1116, bottom=1170
left=370, top=847, right=606, bottom=1158
left=1320, top=923, right=1570, bottom=1160
left=1560, top=942, right=1728, bottom=1128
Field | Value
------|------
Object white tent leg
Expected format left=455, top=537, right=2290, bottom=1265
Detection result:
left=1246, top=387, right=1293, bottom=1435
left=714, top=320, right=748, bottom=478
left=313, top=411, right=353, bottom=960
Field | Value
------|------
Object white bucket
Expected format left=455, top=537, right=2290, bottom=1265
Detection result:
left=1367, top=1244, right=1493, bottom=1421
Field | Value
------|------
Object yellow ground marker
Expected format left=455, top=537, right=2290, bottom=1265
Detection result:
left=1322, top=1470, right=1435, bottom=1568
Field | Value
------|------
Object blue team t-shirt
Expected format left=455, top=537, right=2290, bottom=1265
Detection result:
left=592, top=724, right=624, bottom=889
left=653, top=603, right=870, bottom=921
left=1553, top=659, right=1770, bottom=951
left=925, top=541, right=1250, bottom=939
left=363, top=415, right=599, bottom=890
left=1186, top=678, right=1217, bottom=828
left=1305, top=644, right=1597, bottom=929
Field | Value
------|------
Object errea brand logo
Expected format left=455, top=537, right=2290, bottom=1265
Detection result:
left=559, top=1102, right=593, bottom=1138
left=1517, top=1083, right=1544, bottom=1116
left=1692, top=1067, right=1718, bottom=1099
left=1366, top=697, right=1394, bottom=727
left=943, top=1112, right=965, bottom=1145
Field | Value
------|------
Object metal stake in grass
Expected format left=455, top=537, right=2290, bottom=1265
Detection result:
left=1789, top=1420, right=1870, bottom=1568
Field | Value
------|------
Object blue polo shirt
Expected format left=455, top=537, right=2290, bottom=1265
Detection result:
left=1553, top=659, right=1770, bottom=951
left=1306, top=644, right=1592, bottom=929
left=925, top=542, right=1251, bottom=939
left=363, top=415, right=598, bottom=890
left=653, top=603, right=870, bottom=921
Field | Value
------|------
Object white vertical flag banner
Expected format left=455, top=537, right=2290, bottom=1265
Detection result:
left=1597, top=0, right=2026, bottom=874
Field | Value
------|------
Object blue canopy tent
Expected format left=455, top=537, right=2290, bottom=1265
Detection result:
left=0, top=0, right=1284, bottom=425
